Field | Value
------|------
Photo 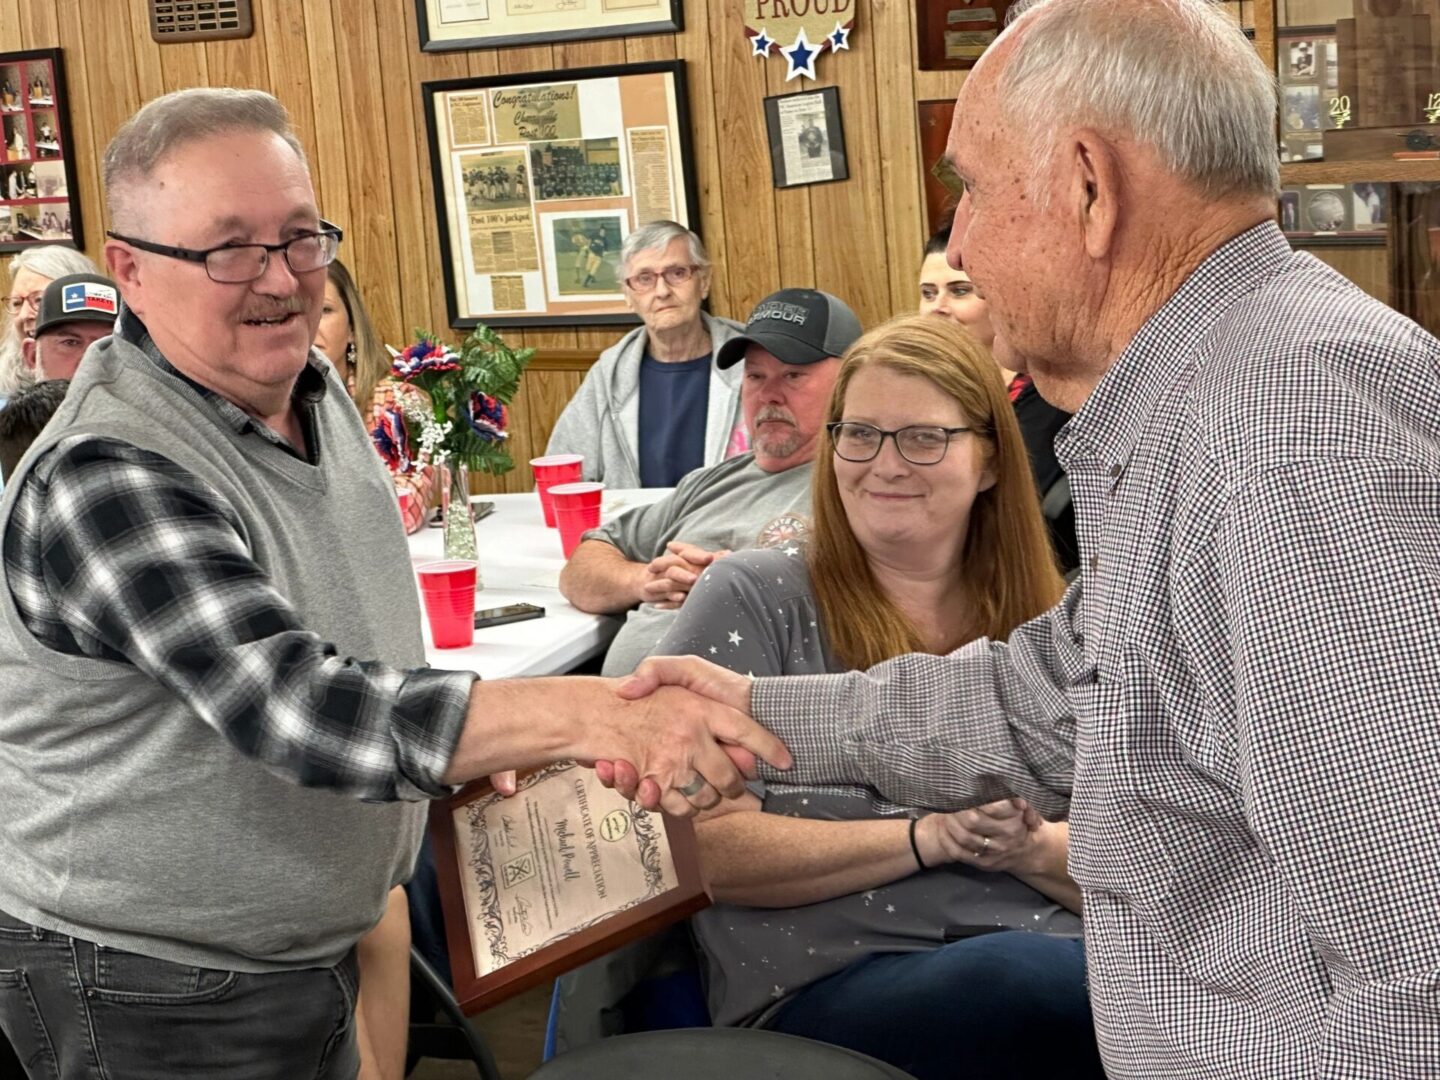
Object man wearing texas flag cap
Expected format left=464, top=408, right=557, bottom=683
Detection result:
left=21, top=272, right=119, bottom=382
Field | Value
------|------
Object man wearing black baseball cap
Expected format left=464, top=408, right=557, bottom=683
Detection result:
left=561, top=287, right=862, bottom=676
left=21, top=272, right=119, bottom=382
left=714, top=286, right=863, bottom=372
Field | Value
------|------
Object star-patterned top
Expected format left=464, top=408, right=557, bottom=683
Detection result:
left=653, top=547, right=1081, bottom=1027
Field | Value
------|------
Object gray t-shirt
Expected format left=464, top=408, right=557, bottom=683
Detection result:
left=588, top=452, right=812, bottom=676
left=654, top=548, right=1083, bottom=1027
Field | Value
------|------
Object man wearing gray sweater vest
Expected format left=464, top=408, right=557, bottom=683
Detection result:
left=0, top=89, right=788, bottom=1079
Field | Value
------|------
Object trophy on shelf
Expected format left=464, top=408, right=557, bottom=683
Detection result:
left=1325, top=0, right=1440, bottom=161
left=0, top=81, right=15, bottom=110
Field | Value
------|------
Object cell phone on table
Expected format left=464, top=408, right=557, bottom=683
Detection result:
left=474, top=602, right=545, bottom=629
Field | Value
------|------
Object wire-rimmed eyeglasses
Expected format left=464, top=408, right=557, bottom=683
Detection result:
left=827, top=421, right=973, bottom=465
left=623, top=264, right=699, bottom=293
left=105, top=221, right=344, bottom=285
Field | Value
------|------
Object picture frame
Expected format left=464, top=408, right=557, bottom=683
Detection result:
left=917, top=99, right=958, bottom=233
left=0, top=48, right=83, bottom=253
left=916, top=1, right=1017, bottom=71
left=1276, top=26, right=1340, bottom=164
left=422, top=60, right=700, bottom=329
left=430, top=764, right=710, bottom=1014
left=764, top=86, right=849, bottom=190
left=415, top=0, right=682, bottom=53
left=1279, top=182, right=1387, bottom=248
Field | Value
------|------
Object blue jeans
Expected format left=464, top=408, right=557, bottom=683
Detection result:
left=765, top=932, right=1104, bottom=1080
left=0, top=908, right=359, bottom=1080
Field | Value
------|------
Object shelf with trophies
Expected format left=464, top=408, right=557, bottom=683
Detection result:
left=0, top=48, right=81, bottom=251
left=1260, top=1, right=1440, bottom=338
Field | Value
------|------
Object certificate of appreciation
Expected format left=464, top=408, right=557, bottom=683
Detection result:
left=431, top=762, right=709, bottom=1013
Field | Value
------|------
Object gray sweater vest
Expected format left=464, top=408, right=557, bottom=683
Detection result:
left=0, top=332, right=428, bottom=972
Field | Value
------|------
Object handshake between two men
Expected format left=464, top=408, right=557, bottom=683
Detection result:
left=440, top=654, right=783, bottom=818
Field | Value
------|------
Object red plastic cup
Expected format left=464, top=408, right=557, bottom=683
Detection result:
left=531, top=454, right=584, bottom=528
left=550, top=482, right=604, bottom=557
left=415, top=560, right=477, bottom=649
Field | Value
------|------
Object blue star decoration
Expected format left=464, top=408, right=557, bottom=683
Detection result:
left=781, top=28, right=819, bottom=81
left=752, top=29, right=774, bottom=57
left=829, top=22, right=851, bottom=51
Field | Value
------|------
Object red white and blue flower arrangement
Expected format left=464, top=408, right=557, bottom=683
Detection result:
left=371, top=323, right=534, bottom=480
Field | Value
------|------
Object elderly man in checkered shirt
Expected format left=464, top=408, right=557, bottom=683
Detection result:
left=612, top=1, right=1440, bottom=1077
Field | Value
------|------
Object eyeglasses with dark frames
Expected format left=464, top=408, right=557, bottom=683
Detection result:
left=827, top=421, right=973, bottom=465
left=105, top=221, right=344, bottom=285
left=623, top=264, right=700, bottom=293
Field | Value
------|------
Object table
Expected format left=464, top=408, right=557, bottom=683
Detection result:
left=408, top=489, right=669, bottom=680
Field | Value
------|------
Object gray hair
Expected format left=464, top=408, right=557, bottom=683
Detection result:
left=997, top=0, right=1279, bottom=205
left=0, top=244, right=99, bottom=397
left=103, top=88, right=307, bottom=231
left=619, top=220, right=709, bottom=280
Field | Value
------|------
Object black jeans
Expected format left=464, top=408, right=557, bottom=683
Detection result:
left=0, top=908, right=359, bottom=1080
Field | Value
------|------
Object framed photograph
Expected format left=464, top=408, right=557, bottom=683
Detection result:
left=764, top=87, right=848, bottom=189
left=430, top=762, right=710, bottom=1014
left=0, top=48, right=83, bottom=253
left=917, top=1, right=1017, bottom=71
left=423, top=60, right=700, bottom=329
left=1279, top=183, right=1386, bottom=247
left=1276, top=27, right=1340, bottom=164
left=416, top=0, right=682, bottom=53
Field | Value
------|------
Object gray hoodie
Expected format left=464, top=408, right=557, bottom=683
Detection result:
left=545, top=312, right=746, bottom=488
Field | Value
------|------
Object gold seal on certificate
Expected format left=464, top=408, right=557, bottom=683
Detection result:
left=430, top=762, right=709, bottom=1013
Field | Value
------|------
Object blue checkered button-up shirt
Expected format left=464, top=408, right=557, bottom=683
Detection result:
left=753, top=222, right=1440, bottom=1078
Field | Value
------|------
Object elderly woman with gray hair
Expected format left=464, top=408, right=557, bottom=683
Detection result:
left=0, top=245, right=99, bottom=404
left=545, top=220, right=745, bottom=488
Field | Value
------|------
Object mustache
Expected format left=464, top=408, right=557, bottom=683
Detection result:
left=753, top=406, right=797, bottom=426
left=239, top=296, right=308, bottom=320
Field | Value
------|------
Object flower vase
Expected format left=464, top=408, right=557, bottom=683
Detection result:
left=442, top=462, right=482, bottom=582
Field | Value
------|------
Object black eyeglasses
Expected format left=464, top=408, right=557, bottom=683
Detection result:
left=827, top=421, right=973, bottom=465
left=105, top=221, right=344, bottom=284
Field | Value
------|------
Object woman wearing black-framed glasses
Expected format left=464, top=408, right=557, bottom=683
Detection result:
left=651, top=314, right=1100, bottom=1080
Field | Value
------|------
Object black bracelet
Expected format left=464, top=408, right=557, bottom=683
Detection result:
left=908, top=816, right=928, bottom=871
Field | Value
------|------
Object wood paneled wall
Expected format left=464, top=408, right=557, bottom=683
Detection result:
left=0, top=0, right=964, bottom=489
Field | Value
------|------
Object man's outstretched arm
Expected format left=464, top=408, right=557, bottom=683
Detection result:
left=610, top=583, right=1087, bottom=816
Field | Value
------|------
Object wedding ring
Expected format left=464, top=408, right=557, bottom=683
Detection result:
left=677, top=775, right=706, bottom=798
left=981, top=836, right=992, bottom=854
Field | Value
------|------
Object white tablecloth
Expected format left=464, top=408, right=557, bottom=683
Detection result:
left=408, top=488, right=669, bottom=680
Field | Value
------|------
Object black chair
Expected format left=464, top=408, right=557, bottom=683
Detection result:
left=406, top=946, right=503, bottom=1080
left=526, top=1028, right=916, bottom=1079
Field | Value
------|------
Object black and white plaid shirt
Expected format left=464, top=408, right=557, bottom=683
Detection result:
left=753, top=223, right=1440, bottom=1078
left=2, top=319, right=475, bottom=802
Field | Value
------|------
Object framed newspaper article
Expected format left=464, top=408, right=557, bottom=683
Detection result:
left=764, top=87, right=849, bottom=189
left=423, top=61, right=700, bottom=329
left=430, top=762, right=710, bottom=1014
left=416, top=0, right=682, bottom=53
